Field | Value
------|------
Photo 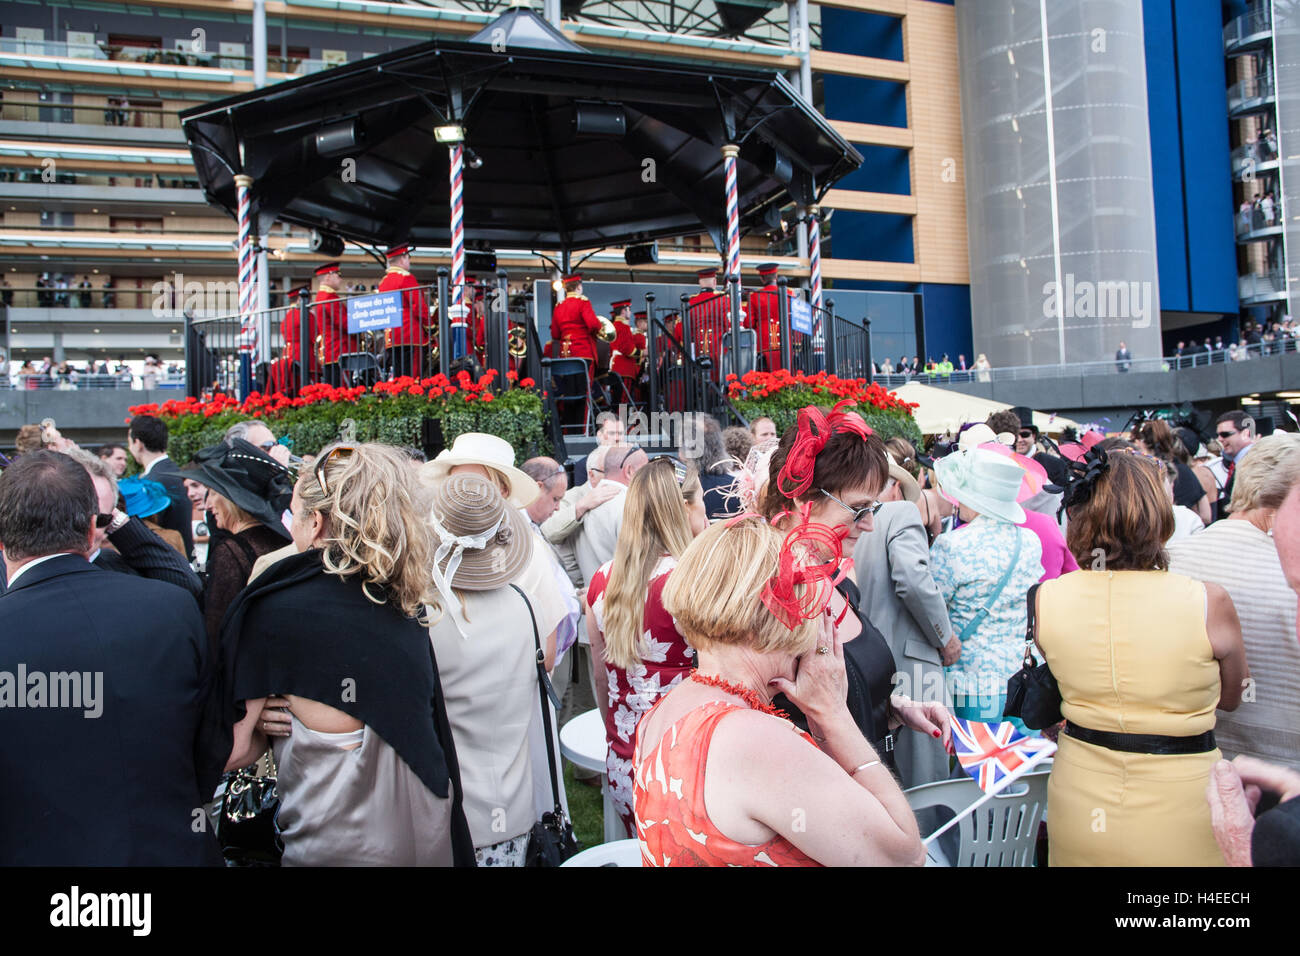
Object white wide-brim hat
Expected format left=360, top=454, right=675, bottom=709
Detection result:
left=934, top=447, right=1026, bottom=524
left=957, top=423, right=999, bottom=451
left=419, top=432, right=540, bottom=508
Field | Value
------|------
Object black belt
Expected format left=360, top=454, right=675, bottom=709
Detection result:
left=1065, top=722, right=1216, bottom=755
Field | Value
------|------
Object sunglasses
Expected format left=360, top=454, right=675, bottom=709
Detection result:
left=1018, top=430, right=1035, bottom=439
left=1216, top=431, right=1238, bottom=440
left=314, top=444, right=356, bottom=497
left=653, top=456, right=689, bottom=486
left=820, top=488, right=883, bottom=524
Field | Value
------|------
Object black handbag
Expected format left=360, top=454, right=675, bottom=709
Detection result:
left=212, top=752, right=283, bottom=866
left=511, top=585, right=580, bottom=867
left=1003, top=583, right=1063, bottom=730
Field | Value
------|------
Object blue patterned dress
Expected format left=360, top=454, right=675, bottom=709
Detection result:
left=930, top=516, right=1043, bottom=724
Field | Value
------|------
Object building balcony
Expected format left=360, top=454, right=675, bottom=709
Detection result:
left=1231, top=141, right=1280, bottom=180
left=1225, top=1, right=1274, bottom=55
left=1235, top=216, right=1283, bottom=242
left=1239, top=268, right=1289, bottom=305
left=1228, top=73, right=1276, bottom=118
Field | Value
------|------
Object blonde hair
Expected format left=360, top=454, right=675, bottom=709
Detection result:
left=602, top=459, right=701, bottom=669
left=660, top=518, right=818, bottom=657
left=296, top=442, right=436, bottom=620
left=208, top=492, right=256, bottom=532
left=1230, top=433, right=1300, bottom=514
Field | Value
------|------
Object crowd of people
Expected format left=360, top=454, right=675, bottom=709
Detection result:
left=2, top=398, right=1299, bottom=868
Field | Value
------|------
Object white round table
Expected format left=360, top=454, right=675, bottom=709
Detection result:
left=560, top=708, right=621, bottom=843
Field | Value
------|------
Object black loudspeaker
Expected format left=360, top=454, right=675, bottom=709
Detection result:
left=572, top=101, right=626, bottom=137
left=309, top=231, right=344, bottom=257
left=624, top=242, right=658, bottom=266
left=466, top=251, right=497, bottom=273
left=314, top=120, right=360, bottom=157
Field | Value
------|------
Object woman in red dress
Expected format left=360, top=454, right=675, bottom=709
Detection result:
left=586, top=457, right=708, bottom=835
left=633, top=517, right=925, bottom=866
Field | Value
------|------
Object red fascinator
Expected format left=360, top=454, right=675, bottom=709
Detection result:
left=776, top=399, right=872, bottom=499
left=760, top=509, right=853, bottom=630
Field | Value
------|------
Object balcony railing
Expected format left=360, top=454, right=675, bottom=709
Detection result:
left=1239, top=269, right=1289, bottom=303
left=0, top=98, right=182, bottom=130
left=0, top=168, right=200, bottom=189
left=1225, top=1, right=1274, bottom=52
left=1231, top=139, right=1279, bottom=178
left=1235, top=206, right=1283, bottom=239
left=1228, top=72, right=1276, bottom=114
left=0, top=37, right=329, bottom=75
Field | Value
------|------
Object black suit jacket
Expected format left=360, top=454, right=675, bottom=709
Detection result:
left=0, top=555, right=221, bottom=865
left=144, top=456, right=194, bottom=557
left=92, top=515, right=203, bottom=600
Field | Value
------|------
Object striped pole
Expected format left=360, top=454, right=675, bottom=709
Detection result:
left=808, top=206, right=823, bottom=311
left=234, top=173, right=257, bottom=355
left=449, top=143, right=467, bottom=360
left=722, top=144, right=741, bottom=280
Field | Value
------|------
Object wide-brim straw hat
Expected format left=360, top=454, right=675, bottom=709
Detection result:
left=183, top=438, right=293, bottom=539
left=430, top=473, right=533, bottom=592
left=886, top=453, right=920, bottom=502
left=419, top=432, right=539, bottom=508
left=934, top=447, right=1026, bottom=524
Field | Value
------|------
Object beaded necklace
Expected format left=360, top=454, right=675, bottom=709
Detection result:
left=689, top=670, right=790, bottom=721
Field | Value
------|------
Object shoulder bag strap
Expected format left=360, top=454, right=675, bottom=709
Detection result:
left=957, top=528, right=1023, bottom=643
left=1023, top=581, right=1042, bottom=664
left=510, top=584, right=565, bottom=817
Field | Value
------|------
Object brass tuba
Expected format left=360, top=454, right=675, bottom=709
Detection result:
left=596, top=315, right=617, bottom=343
left=508, top=324, right=527, bottom=358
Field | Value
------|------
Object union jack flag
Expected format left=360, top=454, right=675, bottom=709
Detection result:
left=950, top=718, right=1056, bottom=794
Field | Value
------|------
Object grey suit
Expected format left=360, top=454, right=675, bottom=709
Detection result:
left=853, top=501, right=953, bottom=789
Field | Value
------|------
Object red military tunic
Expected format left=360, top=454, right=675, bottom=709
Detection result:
left=379, top=266, right=429, bottom=347
left=610, top=319, right=640, bottom=379
left=746, top=283, right=786, bottom=371
left=281, top=302, right=319, bottom=372
left=687, top=289, right=729, bottom=375
left=315, top=288, right=347, bottom=365
left=550, top=292, right=600, bottom=361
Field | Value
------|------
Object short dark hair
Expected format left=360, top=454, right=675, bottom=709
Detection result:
left=97, top=442, right=126, bottom=459
left=128, top=414, right=168, bottom=453
left=0, top=451, right=95, bottom=561
left=1215, top=410, right=1255, bottom=436
left=759, top=409, right=890, bottom=517
left=985, top=410, right=1022, bottom=436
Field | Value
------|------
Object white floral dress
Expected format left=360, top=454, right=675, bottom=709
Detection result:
left=587, top=556, right=693, bottom=837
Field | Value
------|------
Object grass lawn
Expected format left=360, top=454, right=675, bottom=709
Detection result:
left=563, top=762, right=605, bottom=850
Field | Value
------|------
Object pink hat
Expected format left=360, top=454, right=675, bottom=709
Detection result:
left=974, top=441, right=1046, bottom=502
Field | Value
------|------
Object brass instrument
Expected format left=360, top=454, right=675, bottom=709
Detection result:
left=508, top=324, right=527, bottom=358
left=596, top=315, right=617, bottom=343
left=315, top=334, right=324, bottom=366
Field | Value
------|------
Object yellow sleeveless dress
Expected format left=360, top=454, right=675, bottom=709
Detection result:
left=1037, top=570, right=1225, bottom=866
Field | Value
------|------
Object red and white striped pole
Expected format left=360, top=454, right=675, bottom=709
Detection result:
left=449, top=143, right=467, bottom=359
left=234, top=173, right=257, bottom=355
left=722, top=144, right=741, bottom=280
left=808, top=206, right=823, bottom=311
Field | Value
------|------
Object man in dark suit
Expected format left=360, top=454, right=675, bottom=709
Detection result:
left=127, top=413, right=193, bottom=557
left=69, top=447, right=202, bottom=599
left=0, top=451, right=221, bottom=865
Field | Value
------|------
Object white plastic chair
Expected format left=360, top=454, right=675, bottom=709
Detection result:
left=559, top=708, right=621, bottom=844
left=560, top=838, right=643, bottom=867
left=904, top=770, right=1049, bottom=867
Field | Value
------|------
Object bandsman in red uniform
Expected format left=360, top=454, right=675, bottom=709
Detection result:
left=313, top=263, right=347, bottom=386
left=379, top=242, right=431, bottom=379
left=687, top=267, right=730, bottom=380
left=468, top=277, right=490, bottom=368
left=549, top=273, right=600, bottom=362
left=270, top=284, right=315, bottom=394
left=745, top=262, right=786, bottom=372
left=605, top=298, right=639, bottom=401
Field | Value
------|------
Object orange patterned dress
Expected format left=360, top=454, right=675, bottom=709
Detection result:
left=632, top=701, right=822, bottom=867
